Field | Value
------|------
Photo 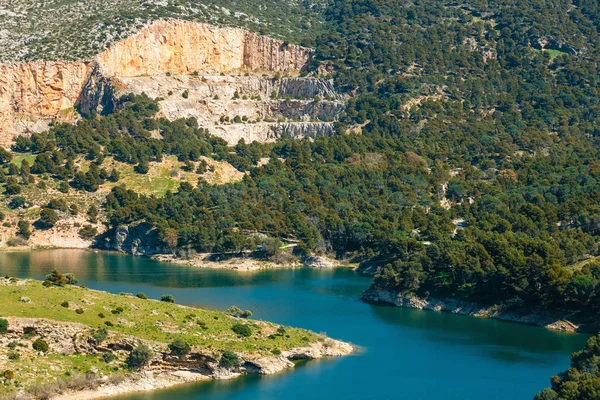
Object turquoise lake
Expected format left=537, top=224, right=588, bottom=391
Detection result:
left=0, top=250, right=589, bottom=400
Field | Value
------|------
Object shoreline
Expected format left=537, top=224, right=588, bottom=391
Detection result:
left=0, top=245, right=352, bottom=272
left=1, top=290, right=353, bottom=400
left=55, top=337, right=354, bottom=400
left=51, top=337, right=354, bottom=400
left=361, top=288, right=589, bottom=334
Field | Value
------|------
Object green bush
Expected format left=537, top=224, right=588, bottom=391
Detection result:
left=92, top=328, right=108, bottom=344
left=61, top=301, right=69, bottom=308
left=231, top=323, right=253, bottom=337
left=197, top=321, right=208, bottom=330
left=17, top=220, right=31, bottom=239
left=220, top=350, right=239, bottom=368
left=3, top=370, right=15, bottom=379
left=78, top=225, right=98, bottom=240
left=0, top=318, right=8, bottom=334
left=75, top=308, right=84, bottom=314
left=32, top=338, right=49, bottom=353
left=102, top=352, right=116, bottom=363
left=8, top=351, right=19, bottom=361
left=136, top=293, right=148, bottom=299
left=168, top=338, right=191, bottom=358
left=38, top=207, right=59, bottom=228
left=127, top=343, right=153, bottom=370
left=45, top=269, right=66, bottom=286
left=160, top=294, right=175, bottom=303
left=98, top=313, right=105, bottom=318
left=64, top=273, right=78, bottom=285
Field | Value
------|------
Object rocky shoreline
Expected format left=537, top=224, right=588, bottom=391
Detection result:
left=2, top=316, right=352, bottom=400
left=361, top=288, right=585, bottom=333
left=54, top=338, right=353, bottom=400
left=152, top=253, right=343, bottom=271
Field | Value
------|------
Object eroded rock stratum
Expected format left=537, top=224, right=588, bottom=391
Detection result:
left=0, top=20, right=343, bottom=145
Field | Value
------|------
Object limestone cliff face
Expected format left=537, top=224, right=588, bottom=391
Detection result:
left=0, top=20, right=333, bottom=144
left=96, top=20, right=312, bottom=77
left=0, top=61, right=93, bottom=141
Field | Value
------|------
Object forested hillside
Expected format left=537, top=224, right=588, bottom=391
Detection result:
left=314, top=0, right=600, bottom=324
left=3, top=0, right=600, bottom=324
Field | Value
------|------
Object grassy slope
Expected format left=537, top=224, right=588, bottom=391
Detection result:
left=0, top=278, right=319, bottom=395
left=0, top=279, right=316, bottom=353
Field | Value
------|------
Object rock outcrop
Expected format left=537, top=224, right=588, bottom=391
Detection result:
left=0, top=61, right=93, bottom=141
left=0, top=20, right=342, bottom=144
left=96, top=20, right=312, bottom=77
left=3, top=316, right=352, bottom=400
left=102, top=222, right=166, bottom=257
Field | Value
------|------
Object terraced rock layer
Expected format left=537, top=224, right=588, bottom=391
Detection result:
left=0, top=20, right=342, bottom=144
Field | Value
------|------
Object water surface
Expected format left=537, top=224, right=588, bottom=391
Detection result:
left=0, top=250, right=588, bottom=400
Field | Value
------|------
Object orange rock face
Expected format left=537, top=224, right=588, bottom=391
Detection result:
left=0, top=61, right=93, bottom=141
left=0, top=20, right=313, bottom=142
left=97, top=21, right=312, bottom=77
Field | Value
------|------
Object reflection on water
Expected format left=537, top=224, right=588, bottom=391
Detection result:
left=0, top=250, right=590, bottom=400
left=0, top=250, right=288, bottom=288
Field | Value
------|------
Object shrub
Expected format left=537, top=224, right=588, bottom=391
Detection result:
left=17, top=219, right=31, bottom=239
left=46, top=269, right=66, bottom=286
left=220, top=350, right=239, bottom=368
left=127, top=343, right=153, bottom=369
left=227, top=306, right=243, bottom=317
left=8, top=196, right=26, bottom=209
left=277, top=326, right=286, bottom=336
left=92, top=328, right=108, bottom=344
left=136, top=293, right=148, bottom=299
left=64, top=273, right=78, bottom=285
left=160, top=294, right=175, bottom=303
left=0, top=318, right=7, bottom=334
left=47, top=198, right=68, bottom=211
left=134, top=160, right=149, bottom=174
left=168, top=338, right=191, bottom=358
left=78, top=225, right=98, bottom=240
left=98, top=313, right=105, bottom=318
left=227, top=306, right=252, bottom=318
left=61, top=301, right=69, bottom=308
left=3, top=370, right=15, bottom=379
left=104, top=321, right=114, bottom=327
left=32, top=338, right=49, bottom=353
left=102, top=352, right=116, bottom=363
left=8, top=351, right=19, bottom=361
left=38, top=207, right=59, bottom=228
left=111, top=306, right=124, bottom=315
left=231, top=323, right=253, bottom=337
left=197, top=321, right=208, bottom=330
left=271, top=349, right=282, bottom=355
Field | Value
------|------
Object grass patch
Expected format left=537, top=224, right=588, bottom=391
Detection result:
left=0, top=279, right=317, bottom=353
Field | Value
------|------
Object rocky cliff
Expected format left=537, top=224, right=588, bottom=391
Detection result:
left=0, top=61, right=93, bottom=142
left=96, top=20, right=312, bottom=77
left=0, top=20, right=340, bottom=144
